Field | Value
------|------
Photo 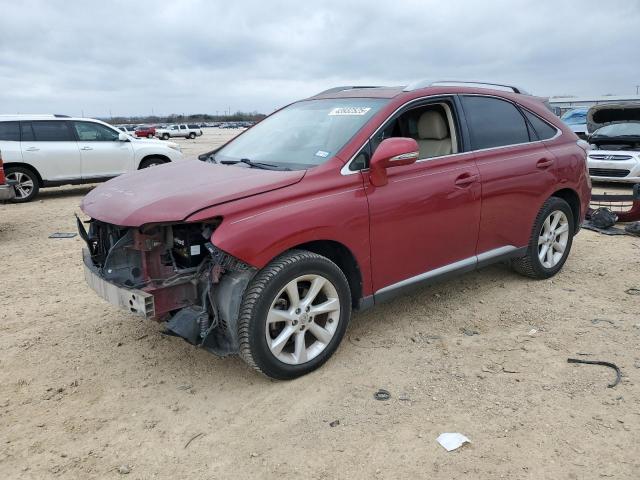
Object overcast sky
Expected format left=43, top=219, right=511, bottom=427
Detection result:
left=1, top=0, right=639, bottom=117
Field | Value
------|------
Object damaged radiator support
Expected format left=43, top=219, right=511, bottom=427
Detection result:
left=81, top=218, right=256, bottom=356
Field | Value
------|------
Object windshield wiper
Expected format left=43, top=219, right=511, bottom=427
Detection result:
left=219, top=158, right=290, bottom=170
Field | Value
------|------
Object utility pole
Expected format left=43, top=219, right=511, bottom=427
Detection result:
left=636, top=85, right=640, bottom=95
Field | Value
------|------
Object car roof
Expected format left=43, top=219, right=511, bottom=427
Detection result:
left=0, top=114, right=102, bottom=122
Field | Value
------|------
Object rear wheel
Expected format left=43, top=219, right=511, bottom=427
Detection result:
left=139, top=157, right=166, bottom=169
left=5, top=167, right=39, bottom=202
left=512, top=197, right=574, bottom=279
left=188, top=132, right=196, bottom=139
left=238, top=250, right=351, bottom=379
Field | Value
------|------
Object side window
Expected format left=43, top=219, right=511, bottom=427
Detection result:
left=73, top=121, right=119, bottom=141
left=20, top=122, right=35, bottom=141
left=349, top=141, right=372, bottom=171
left=0, top=122, right=20, bottom=141
left=522, top=110, right=558, bottom=140
left=30, top=121, right=74, bottom=141
left=461, top=96, right=529, bottom=150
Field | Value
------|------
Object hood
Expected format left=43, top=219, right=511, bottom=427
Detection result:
left=587, top=103, right=640, bottom=134
left=81, top=160, right=306, bottom=226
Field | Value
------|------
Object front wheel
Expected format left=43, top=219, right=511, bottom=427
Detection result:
left=139, top=157, right=166, bottom=169
left=5, top=166, right=40, bottom=202
left=161, top=133, right=170, bottom=140
left=238, top=250, right=351, bottom=379
left=512, top=197, right=574, bottom=279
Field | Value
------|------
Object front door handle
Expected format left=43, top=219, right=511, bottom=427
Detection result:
left=536, top=157, right=554, bottom=169
left=454, top=173, right=479, bottom=187
left=24, top=146, right=39, bottom=152
left=81, top=146, right=93, bottom=151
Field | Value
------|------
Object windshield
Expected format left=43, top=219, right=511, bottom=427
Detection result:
left=561, top=108, right=587, bottom=125
left=592, top=122, right=640, bottom=137
left=214, top=98, right=388, bottom=170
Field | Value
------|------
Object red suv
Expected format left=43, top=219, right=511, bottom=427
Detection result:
left=134, top=125, right=156, bottom=138
left=79, top=81, right=591, bottom=379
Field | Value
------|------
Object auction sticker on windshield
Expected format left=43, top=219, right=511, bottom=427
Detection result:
left=328, top=107, right=372, bottom=116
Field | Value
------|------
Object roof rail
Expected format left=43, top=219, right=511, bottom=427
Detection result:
left=404, top=80, right=529, bottom=95
left=314, top=85, right=382, bottom=96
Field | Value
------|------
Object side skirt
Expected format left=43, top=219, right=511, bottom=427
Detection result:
left=372, top=245, right=527, bottom=305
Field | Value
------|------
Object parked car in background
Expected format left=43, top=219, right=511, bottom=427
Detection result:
left=0, top=152, right=16, bottom=201
left=79, top=81, right=590, bottom=379
left=116, top=125, right=137, bottom=136
left=587, top=103, right=640, bottom=183
left=135, top=125, right=156, bottom=138
left=561, top=107, right=588, bottom=139
left=0, top=115, right=184, bottom=202
left=155, top=124, right=203, bottom=140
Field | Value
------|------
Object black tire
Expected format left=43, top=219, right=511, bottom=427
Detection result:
left=161, top=133, right=170, bottom=140
left=5, top=166, right=40, bottom=203
left=238, top=250, right=352, bottom=380
left=511, top=197, right=574, bottom=279
left=139, top=157, right=166, bottom=169
left=188, top=132, right=196, bottom=139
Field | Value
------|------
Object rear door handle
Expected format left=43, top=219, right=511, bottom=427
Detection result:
left=536, top=157, right=554, bottom=169
left=454, top=173, right=479, bottom=187
left=24, top=146, right=39, bottom=152
left=81, top=146, right=93, bottom=151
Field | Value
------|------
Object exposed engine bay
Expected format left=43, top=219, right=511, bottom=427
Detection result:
left=77, top=217, right=255, bottom=356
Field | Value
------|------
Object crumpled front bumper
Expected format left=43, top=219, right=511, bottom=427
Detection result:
left=82, top=248, right=155, bottom=318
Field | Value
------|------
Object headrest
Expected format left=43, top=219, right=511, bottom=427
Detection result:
left=418, top=111, right=448, bottom=140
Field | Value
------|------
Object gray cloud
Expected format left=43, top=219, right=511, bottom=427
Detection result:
left=1, top=0, right=638, bottom=117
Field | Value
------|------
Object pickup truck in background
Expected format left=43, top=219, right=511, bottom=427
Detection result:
left=155, top=124, right=203, bottom=140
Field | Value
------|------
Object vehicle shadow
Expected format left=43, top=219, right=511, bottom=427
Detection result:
left=37, top=185, right=96, bottom=200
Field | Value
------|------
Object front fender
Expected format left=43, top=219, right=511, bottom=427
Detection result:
left=187, top=168, right=373, bottom=296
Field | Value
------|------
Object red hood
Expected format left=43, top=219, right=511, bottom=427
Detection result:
left=80, top=160, right=305, bottom=226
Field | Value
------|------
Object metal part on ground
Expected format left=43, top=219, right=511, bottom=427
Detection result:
left=567, top=358, right=622, bottom=388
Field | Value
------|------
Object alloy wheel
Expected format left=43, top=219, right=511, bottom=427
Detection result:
left=265, top=274, right=341, bottom=365
left=6, top=171, right=34, bottom=200
left=538, top=210, right=569, bottom=268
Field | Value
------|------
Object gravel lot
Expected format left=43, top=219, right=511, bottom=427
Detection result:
left=1, top=129, right=639, bottom=479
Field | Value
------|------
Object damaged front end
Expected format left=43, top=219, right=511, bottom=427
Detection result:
left=77, top=216, right=255, bottom=356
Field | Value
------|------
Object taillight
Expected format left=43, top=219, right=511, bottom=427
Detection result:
left=576, top=140, right=591, bottom=188
left=0, top=152, right=5, bottom=185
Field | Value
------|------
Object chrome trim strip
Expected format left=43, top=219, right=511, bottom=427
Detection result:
left=374, top=245, right=519, bottom=297
left=390, top=151, right=419, bottom=162
left=340, top=93, right=562, bottom=176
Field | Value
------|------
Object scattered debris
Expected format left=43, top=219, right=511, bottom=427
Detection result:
left=373, top=389, right=391, bottom=401
left=581, top=222, right=627, bottom=236
left=589, top=208, right=618, bottom=229
left=329, top=420, right=340, bottom=427
left=528, top=328, right=538, bottom=336
left=625, top=288, right=640, bottom=296
left=567, top=358, right=622, bottom=388
left=184, top=432, right=205, bottom=449
left=117, top=464, right=131, bottom=475
left=135, top=334, right=148, bottom=341
left=625, top=222, right=640, bottom=236
left=176, top=384, right=193, bottom=391
left=436, top=432, right=471, bottom=452
left=48, top=232, right=77, bottom=239
left=591, top=318, right=614, bottom=326
left=460, top=327, right=479, bottom=336
left=398, top=393, right=411, bottom=402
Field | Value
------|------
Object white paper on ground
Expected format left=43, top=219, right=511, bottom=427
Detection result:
left=437, top=433, right=471, bottom=451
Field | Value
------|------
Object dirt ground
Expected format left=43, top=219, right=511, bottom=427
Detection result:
left=1, top=129, right=639, bottom=479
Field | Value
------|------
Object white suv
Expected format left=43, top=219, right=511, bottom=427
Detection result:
left=0, top=115, right=184, bottom=202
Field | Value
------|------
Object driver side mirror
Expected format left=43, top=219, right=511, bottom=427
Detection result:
left=369, top=137, right=419, bottom=187
left=118, top=132, right=129, bottom=141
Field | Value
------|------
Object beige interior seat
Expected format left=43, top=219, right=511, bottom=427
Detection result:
left=417, top=111, right=452, bottom=158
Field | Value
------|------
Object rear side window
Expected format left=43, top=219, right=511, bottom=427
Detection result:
left=0, top=121, right=20, bottom=141
left=73, top=121, right=120, bottom=141
left=522, top=110, right=558, bottom=140
left=461, top=96, right=529, bottom=150
left=30, top=121, right=73, bottom=141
